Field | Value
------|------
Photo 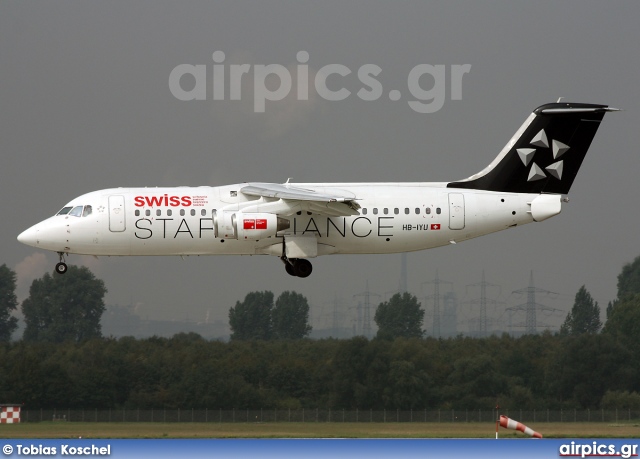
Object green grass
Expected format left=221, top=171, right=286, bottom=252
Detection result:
left=1, top=422, right=639, bottom=439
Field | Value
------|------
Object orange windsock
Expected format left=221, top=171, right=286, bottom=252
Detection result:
left=499, top=415, right=542, bottom=438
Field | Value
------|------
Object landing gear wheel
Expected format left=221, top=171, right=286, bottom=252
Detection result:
left=55, top=252, right=68, bottom=275
left=285, top=262, right=296, bottom=276
left=292, top=259, right=313, bottom=278
left=279, top=240, right=313, bottom=278
left=281, top=257, right=313, bottom=278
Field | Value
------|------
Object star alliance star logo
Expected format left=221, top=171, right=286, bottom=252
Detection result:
left=516, top=129, right=569, bottom=182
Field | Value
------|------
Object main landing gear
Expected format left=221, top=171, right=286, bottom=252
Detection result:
left=279, top=236, right=313, bottom=278
left=281, top=257, right=313, bottom=278
left=55, top=252, right=68, bottom=275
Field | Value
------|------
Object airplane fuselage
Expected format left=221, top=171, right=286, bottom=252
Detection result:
left=19, top=183, right=553, bottom=258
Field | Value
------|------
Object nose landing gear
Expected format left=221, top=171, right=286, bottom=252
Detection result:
left=55, top=252, right=68, bottom=275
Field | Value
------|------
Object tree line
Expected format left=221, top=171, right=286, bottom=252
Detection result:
left=0, top=256, right=639, bottom=411
left=0, top=331, right=638, bottom=410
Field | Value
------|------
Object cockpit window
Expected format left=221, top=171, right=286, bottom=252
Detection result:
left=82, top=205, right=92, bottom=217
left=57, top=206, right=73, bottom=215
left=68, top=206, right=84, bottom=217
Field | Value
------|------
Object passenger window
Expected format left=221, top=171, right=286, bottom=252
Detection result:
left=394, top=208, right=399, bottom=215
left=201, top=209, right=206, bottom=216
left=180, top=209, right=185, bottom=216
left=69, top=206, right=83, bottom=217
left=191, top=209, right=196, bottom=216
left=156, top=209, right=162, bottom=216
left=362, top=208, right=368, bottom=215
left=145, top=210, right=151, bottom=217
left=426, top=208, right=431, bottom=215
left=167, top=209, right=172, bottom=216
left=415, top=208, right=420, bottom=214
left=404, top=208, right=410, bottom=215
left=135, top=210, right=140, bottom=217
left=373, top=208, right=378, bottom=215
left=436, top=208, right=441, bottom=214
left=383, top=208, right=388, bottom=215
left=82, top=205, right=93, bottom=217
left=57, top=206, right=73, bottom=216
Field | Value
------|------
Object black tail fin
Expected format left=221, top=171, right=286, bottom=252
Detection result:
left=447, top=102, right=618, bottom=194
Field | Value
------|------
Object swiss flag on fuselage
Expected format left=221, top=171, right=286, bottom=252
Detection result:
left=431, top=224, right=441, bottom=230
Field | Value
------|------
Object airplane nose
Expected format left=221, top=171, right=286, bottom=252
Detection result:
left=18, top=217, right=71, bottom=252
left=17, top=226, right=39, bottom=248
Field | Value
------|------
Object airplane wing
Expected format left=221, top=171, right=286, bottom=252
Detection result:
left=239, top=182, right=361, bottom=217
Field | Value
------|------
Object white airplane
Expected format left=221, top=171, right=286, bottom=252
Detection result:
left=18, top=102, right=617, bottom=278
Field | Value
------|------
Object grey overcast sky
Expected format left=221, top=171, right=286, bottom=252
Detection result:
left=3, top=1, right=639, bottom=335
